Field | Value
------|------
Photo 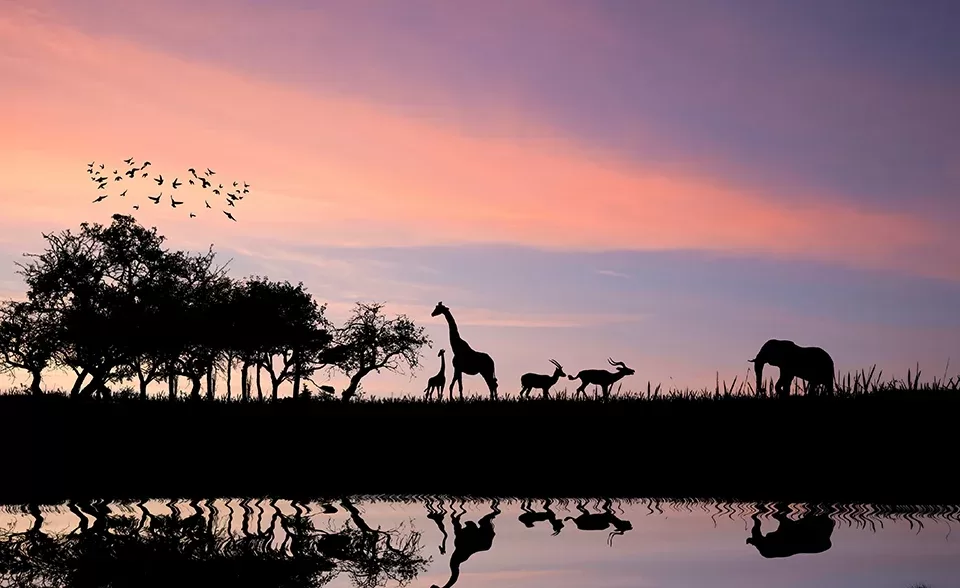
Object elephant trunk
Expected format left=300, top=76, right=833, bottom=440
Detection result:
left=750, top=359, right=765, bottom=397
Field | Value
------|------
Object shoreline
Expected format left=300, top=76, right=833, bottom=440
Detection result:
left=6, top=392, right=957, bottom=506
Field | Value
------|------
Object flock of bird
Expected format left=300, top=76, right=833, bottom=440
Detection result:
left=86, top=158, right=252, bottom=222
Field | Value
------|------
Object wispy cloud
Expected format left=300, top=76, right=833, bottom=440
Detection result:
left=595, top=269, right=629, bottom=278
left=0, top=6, right=956, bottom=281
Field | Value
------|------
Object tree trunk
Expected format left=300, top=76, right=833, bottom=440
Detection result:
left=240, top=360, right=250, bottom=402
left=341, top=368, right=372, bottom=402
left=291, top=349, right=301, bottom=400
left=256, top=363, right=263, bottom=402
left=226, top=356, right=233, bottom=401
left=139, top=377, right=149, bottom=400
left=168, top=374, right=178, bottom=401
left=70, top=369, right=88, bottom=398
left=205, top=364, right=215, bottom=401
left=79, top=371, right=105, bottom=399
left=190, top=375, right=202, bottom=401
left=271, top=377, right=280, bottom=402
left=29, top=369, right=42, bottom=396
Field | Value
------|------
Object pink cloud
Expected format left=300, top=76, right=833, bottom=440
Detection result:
left=0, top=4, right=956, bottom=283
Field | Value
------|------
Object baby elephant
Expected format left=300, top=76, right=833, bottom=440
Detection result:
left=749, top=339, right=834, bottom=398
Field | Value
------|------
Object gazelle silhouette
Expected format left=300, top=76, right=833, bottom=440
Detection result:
left=568, top=358, right=635, bottom=399
left=424, top=349, right=447, bottom=400
left=431, top=302, right=498, bottom=400
left=564, top=498, right=633, bottom=545
left=519, top=359, right=566, bottom=399
left=518, top=498, right=564, bottom=535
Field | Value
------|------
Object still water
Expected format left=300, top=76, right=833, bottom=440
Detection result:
left=0, top=497, right=957, bottom=588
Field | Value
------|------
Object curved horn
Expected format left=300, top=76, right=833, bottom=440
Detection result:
left=549, top=359, right=561, bottom=368
left=607, top=357, right=617, bottom=366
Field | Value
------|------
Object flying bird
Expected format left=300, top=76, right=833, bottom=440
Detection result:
left=226, top=198, right=235, bottom=207
left=200, top=177, right=211, bottom=188
left=114, top=176, right=122, bottom=181
left=92, top=194, right=108, bottom=203
left=120, top=190, right=127, bottom=197
left=170, top=195, right=183, bottom=208
left=189, top=213, right=196, bottom=218
left=223, top=210, right=236, bottom=221
left=205, top=200, right=211, bottom=208
left=142, top=172, right=149, bottom=178
left=99, top=164, right=104, bottom=169
left=189, top=179, right=195, bottom=185
left=148, top=193, right=162, bottom=204
left=123, top=158, right=134, bottom=165
left=142, top=161, right=151, bottom=167
left=233, top=181, right=238, bottom=187
left=171, top=178, right=181, bottom=189
left=125, top=168, right=138, bottom=178
left=206, top=168, right=215, bottom=176
left=188, top=168, right=197, bottom=177
left=154, top=175, right=163, bottom=186
left=213, top=189, right=220, bottom=195
left=132, top=205, right=139, bottom=210
left=87, top=161, right=94, bottom=168
left=97, top=182, right=107, bottom=190
left=112, top=170, right=118, bottom=175
left=243, top=182, right=249, bottom=188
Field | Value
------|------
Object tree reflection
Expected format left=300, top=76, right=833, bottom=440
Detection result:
left=0, top=498, right=429, bottom=588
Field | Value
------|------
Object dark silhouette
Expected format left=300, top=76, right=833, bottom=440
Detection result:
left=568, top=358, right=635, bottom=400
left=424, top=497, right=450, bottom=554
left=424, top=348, right=446, bottom=400
left=746, top=502, right=835, bottom=558
left=431, top=302, right=498, bottom=400
left=518, top=498, right=564, bottom=535
left=519, top=359, right=566, bottom=399
left=0, top=497, right=428, bottom=588
left=430, top=499, right=500, bottom=588
left=223, top=210, right=236, bottom=221
left=564, top=499, right=633, bottom=545
left=750, top=339, right=835, bottom=397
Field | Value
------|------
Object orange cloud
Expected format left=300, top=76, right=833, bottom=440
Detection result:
left=0, top=5, right=956, bottom=280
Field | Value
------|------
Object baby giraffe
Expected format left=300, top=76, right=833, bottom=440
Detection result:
left=424, top=349, right=446, bottom=400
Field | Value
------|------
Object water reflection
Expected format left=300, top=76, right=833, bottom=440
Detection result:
left=746, top=502, right=835, bottom=558
left=0, top=497, right=957, bottom=588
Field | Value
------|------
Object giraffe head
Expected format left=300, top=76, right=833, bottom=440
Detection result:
left=438, top=348, right=445, bottom=357
left=431, top=301, right=448, bottom=317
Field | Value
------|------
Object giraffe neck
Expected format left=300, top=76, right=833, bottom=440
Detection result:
left=438, top=355, right=445, bottom=376
left=442, top=310, right=464, bottom=347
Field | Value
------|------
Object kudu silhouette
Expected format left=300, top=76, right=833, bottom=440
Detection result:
left=749, top=339, right=835, bottom=398
left=430, top=499, right=501, bottom=588
left=568, top=358, right=635, bottom=400
left=431, top=302, right=498, bottom=400
left=424, top=349, right=447, bottom=401
left=518, top=498, right=564, bottom=535
left=564, top=498, right=633, bottom=545
left=746, top=503, right=835, bottom=558
left=519, top=359, right=565, bottom=399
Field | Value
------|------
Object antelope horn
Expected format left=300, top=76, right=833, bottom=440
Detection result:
left=607, top=357, right=617, bottom=366
left=550, top=359, right=561, bottom=368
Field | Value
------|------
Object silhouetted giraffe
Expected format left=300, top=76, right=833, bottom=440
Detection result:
left=424, top=349, right=447, bottom=400
left=431, top=302, right=498, bottom=399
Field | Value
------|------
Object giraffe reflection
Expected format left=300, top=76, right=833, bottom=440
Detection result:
left=564, top=498, right=633, bottom=545
left=746, top=502, right=836, bottom=558
left=425, top=497, right=451, bottom=554
left=430, top=499, right=501, bottom=588
left=518, top=498, right=564, bottom=535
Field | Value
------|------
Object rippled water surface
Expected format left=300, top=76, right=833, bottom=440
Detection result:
left=1, top=497, right=958, bottom=588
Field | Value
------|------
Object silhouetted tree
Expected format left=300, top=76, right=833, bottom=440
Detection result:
left=332, top=302, right=431, bottom=401
left=0, top=300, right=61, bottom=395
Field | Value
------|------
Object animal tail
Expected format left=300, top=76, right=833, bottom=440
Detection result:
left=567, top=374, right=577, bottom=380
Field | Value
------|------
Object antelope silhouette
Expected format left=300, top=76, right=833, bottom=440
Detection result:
left=431, top=302, right=498, bottom=400
left=519, top=359, right=566, bottom=399
left=568, top=358, right=635, bottom=399
left=749, top=339, right=835, bottom=398
left=424, top=349, right=446, bottom=400
left=564, top=498, right=633, bottom=545
left=518, top=498, right=564, bottom=535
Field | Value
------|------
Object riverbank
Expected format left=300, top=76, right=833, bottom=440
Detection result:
left=4, top=391, right=957, bottom=505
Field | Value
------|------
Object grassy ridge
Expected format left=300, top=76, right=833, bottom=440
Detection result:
left=4, top=384, right=958, bottom=506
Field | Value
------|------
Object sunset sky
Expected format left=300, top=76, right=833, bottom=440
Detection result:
left=2, top=0, right=959, bottom=396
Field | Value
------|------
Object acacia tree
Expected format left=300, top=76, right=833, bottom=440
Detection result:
left=332, top=302, right=431, bottom=401
left=0, top=300, right=61, bottom=395
left=15, top=214, right=186, bottom=398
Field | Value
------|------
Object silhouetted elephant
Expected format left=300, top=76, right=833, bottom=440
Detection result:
left=749, top=339, right=834, bottom=398
left=746, top=503, right=835, bottom=558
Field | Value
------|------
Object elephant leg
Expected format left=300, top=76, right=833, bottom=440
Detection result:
left=776, top=373, right=794, bottom=398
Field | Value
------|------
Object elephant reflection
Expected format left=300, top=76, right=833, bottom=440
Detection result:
left=746, top=503, right=835, bottom=558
